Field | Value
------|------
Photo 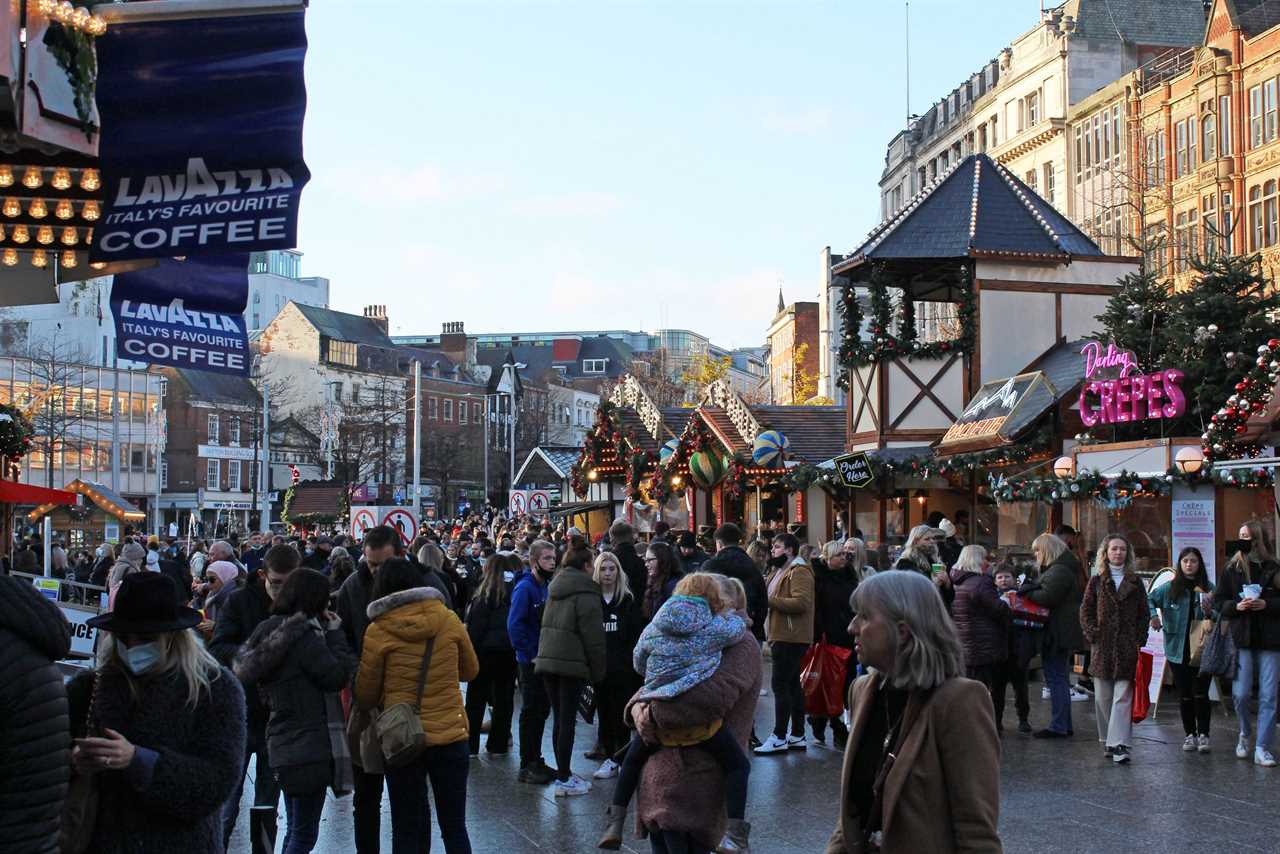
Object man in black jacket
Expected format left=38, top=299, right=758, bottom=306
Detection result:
left=209, top=544, right=299, bottom=854
left=608, top=520, right=647, bottom=602
left=0, top=574, right=71, bottom=854
left=703, top=523, right=768, bottom=641
left=677, top=531, right=709, bottom=574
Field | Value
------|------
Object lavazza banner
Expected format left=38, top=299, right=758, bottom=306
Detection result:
left=89, top=12, right=310, bottom=262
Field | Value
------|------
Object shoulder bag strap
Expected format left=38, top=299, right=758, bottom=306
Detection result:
left=412, top=637, right=437, bottom=713
left=864, top=687, right=934, bottom=842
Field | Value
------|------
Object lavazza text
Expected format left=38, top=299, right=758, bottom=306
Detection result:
left=117, top=298, right=246, bottom=370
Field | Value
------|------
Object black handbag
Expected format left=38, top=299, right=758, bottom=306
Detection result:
left=1197, top=612, right=1238, bottom=679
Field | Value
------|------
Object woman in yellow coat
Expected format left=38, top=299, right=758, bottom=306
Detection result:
left=356, top=558, right=479, bottom=854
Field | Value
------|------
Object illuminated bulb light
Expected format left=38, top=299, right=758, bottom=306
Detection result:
left=60, top=227, right=77, bottom=246
left=36, top=226, right=53, bottom=245
left=55, top=199, right=74, bottom=220
left=57, top=1, right=74, bottom=23
left=30, top=249, right=48, bottom=269
left=79, top=169, right=100, bottom=191
left=60, top=250, right=77, bottom=269
left=72, top=6, right=89, bottom=28
left=28, top=198, right=47, bottom=219
left=2, top=198, right=18, bottom=218
left=81, top=200, right=99, bottom=221
left=89, top=261, right=106, bottom=270
left=21, top=167, right=42, bottom=189
left=2, top=249, right=15, bottom=267
left=86, top=16, right=106, bottom=36
left=12, top=225, right=29, bottom=244
left=0, top=166, right=12, bottom=188
left=50, top=168, right=71, bottom=191
left=0, top=225, right=6, bottom=241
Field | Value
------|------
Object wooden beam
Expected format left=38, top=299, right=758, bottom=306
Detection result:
left=979, top=279, right=1116, bottom=295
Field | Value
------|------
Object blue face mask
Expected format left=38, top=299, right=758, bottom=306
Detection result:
left=122, top=641, right=163, bottom=675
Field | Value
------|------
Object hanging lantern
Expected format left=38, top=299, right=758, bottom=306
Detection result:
left=2, top=249, right=16, bottom=266
left=12, top=225, right=30, bottom=244
left=3, top=198, right=20, bottom=218
left=60, top=227, right=77, bottom=246
left=50, top=168, right=72, bottom=191
left=79, top=169, right=100, bottom=191
left=60, top=250, right=77, bottom=269
left=30, top=249, right=48, bottom=269
left=55, top=199, right=74, bottom=220
left=0, top=166, right=13, bottom=188
left=81, top=199, right=100, bottom=221
left=688, top=451, right=728, bottom=489
left=28, top=198, right=47, bottom=219
left=21, top=167, right=42, bottom=189
left=36, top=226, right=53, bottom=245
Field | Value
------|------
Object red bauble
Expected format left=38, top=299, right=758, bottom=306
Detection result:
left=1236, top=424, right=1248, bottom=434
left=1236, top=382, right=1248, bottom=392
left=940, top=342, right=951, bottom=351
left=1269, top=338, right=1279, bottom=349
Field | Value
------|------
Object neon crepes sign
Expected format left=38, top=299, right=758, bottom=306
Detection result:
left=1077, top=341, right=1185, bottom=427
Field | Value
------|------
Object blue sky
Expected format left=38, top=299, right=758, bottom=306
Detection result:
left=299, top=0, right=1043, bottom=348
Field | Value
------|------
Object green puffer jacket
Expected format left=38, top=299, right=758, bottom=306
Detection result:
left=535, top=568, right=607, bottom=684
left=1022, top=550, right=1085, bottom=655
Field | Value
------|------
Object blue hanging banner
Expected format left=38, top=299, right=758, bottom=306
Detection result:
left=111, top=253, right=251, bottom=375
left=89, top=12, right=309, bottom=263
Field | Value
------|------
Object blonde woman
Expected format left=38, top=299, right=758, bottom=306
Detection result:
left=591, top=550, right=643, bottom=779
left=1079, top=534, right=1149, bottom=764
left=1022, top=533, right=1085, bottom=739
left=827, top=571, right=1001, bottom=853
left=841, top=538, right=874, bottom=581
left=893, top=525, right=954, bottom=607
left=73, top=572, right=245, bottom=852
left=948, top=544, right=1007, bottom=691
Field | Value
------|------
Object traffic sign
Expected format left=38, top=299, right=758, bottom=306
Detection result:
left=508, top=490, right=528, bottom=515
left=382, top=507, right=417, bottom=547
left=832, top=452, right=875, bottom=489
left=350, top=507, right=377, bottom=541
left=529, top=490, right=550, bottom=513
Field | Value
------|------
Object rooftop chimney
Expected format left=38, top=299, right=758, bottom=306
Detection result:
left=363, top=304, right=388, bottom=335
left=440, top=321, right=467, bottom=365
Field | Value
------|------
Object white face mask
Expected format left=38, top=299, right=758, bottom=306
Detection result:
left=122, top=641, right=163, bottom=675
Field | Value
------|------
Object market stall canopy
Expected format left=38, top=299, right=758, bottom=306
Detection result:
left=0, top=480, right=77, bottom=506
left=937, top=338, right=1090, bottom=454
left=548, top=501, right=612, bottom=517
left=514, top=445, right=580, bottom=486
left=26, top=479, right=143, bottom=522
left=287, top=481, right=344, bottom=517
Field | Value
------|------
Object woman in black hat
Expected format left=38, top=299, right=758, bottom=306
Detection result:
left=68, top=572, right=247, bottom=854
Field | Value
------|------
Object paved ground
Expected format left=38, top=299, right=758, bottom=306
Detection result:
left=230, top=674, right=1280, bottom=853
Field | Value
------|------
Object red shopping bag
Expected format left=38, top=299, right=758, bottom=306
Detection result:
left=800, top=637, right=853, bottom=717
left=1131, top=650, right=1153, bottom=723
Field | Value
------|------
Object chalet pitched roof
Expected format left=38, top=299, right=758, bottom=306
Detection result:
left=699, top=407, right=751, bottom=455
left=294, top=303, right=394, bottom=347
left=842, top=154, right=1104, bottom=267
left=750, top=406, right=848, bottom=465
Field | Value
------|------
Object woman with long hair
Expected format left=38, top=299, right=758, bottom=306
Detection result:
left=70, top=572, right=245, bottom=853
left=894, top=525, right=954, bottom=607
left=463, top=552, right=519, bottom=755
left=591, top=550, right=643, bottom=779
left=356, top=558, right=478, bottom=853
left=948, top=544, right=1007, bottom=693
left=1079, top=534, right=1150, bottom=764
left=1148, top=547, right=1215, bottom=753
left=234, top=569, right=356, bottom=854
left=1213, top=519, right=1280, bottom=767
left=1022, top=532, right=1085, bottom=739
left=642, top=541, right=683, bottom=622
left=841, top=538, right=874, bottom=580
left=827, top=571, right=1001, bottom=852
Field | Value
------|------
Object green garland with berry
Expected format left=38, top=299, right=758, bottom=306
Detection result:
left=987, top=465, right=1274, bottom=505
left=837, top=262, right=977, bottom=388
left=0, top=403, right=35, bottom=464
left=570, top=401, right=655, bottom=501
left=1202, top=337, right=1280, bottom=462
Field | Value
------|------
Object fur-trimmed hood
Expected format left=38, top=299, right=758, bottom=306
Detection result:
left=366, top=586, right=450, bottom=643
left=233, top=612, right=319, bottom=686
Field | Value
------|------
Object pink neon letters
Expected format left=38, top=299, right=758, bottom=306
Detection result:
left=1077, top=341, right=1186, bottom=427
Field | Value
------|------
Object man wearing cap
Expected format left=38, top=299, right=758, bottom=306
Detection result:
left=302, top=536, right=332, bottom=572
left=677, top=531, right=709, bottom=574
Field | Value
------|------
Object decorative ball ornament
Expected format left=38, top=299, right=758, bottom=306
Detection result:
left=658, top=438, right=680, bottom=465
left=688, top=451, right=728, bottom=489
left=751, top=430, right=790, bottom=468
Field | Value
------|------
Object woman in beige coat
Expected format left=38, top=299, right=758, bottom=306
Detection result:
left=827, top=570, right=1002, bottom=854
left=754, top=532, right=815, bottom=755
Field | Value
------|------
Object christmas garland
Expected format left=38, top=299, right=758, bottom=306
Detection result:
left=280, top=484, right=296, bottom=526
left=987, top=465, right=1275, bottom=505
left=0, top=403, right=35, bottom=461
left=837, top=262, right=977, bottom=387
left=1202, top=337, right=1280, bottom=461
left=43, top=13, right=100, bottom=140
left=570, top=401, right=656, bottom=501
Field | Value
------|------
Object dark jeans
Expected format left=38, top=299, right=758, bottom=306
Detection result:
left=597, top=670, right=639, bottom=757
left=352, top=767, right=386, bottom=854
left=965, top=663, right=996, bottom=690
left=543, top=673, right=586, bottom=781
left=383, top=741, right=472, bottom=854
left=517, top=661, right=552, bottom=768
left=1168, top=660, right=1213, bottom=736
left=991, top=657, right=1030, bottom=726
left=770, top=641, right=808, bottom=739
left=465, top=650, right=517, bottom=753
left=649, top=831, right=712, bottom=854
left=282, top=790, right=326, bottom=854
left=1042, top=650, right=1073, bottom=735
left=223, top=724, right=281, bottom=847
left=611, top=727, right=749, bottom=819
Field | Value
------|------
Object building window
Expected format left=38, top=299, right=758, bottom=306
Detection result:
left=1267, top=180, right=1278, bottom=247
left=1202, top=112, right=1217, bottom=161
left=1043, top=162, right=1055, bottom=205
left=1203, top=193, right=1219, bottom=257
left=207, top=414, right=219, bottom=444
left=1250, top=85, right=1263, bottom=148
left=443, top=399, right=453, bottom=421
left=1222, top=190, right=1234, bottom=254
left=1220, top=94, right=1232, bottom=156
left=1144, top=133, right=1166, bottom=186
left=326, top=339, right=357, bottom=367
left=428, top=397, right=438, bottom=419
left=1174, top=209, right=1198, bottom=273
left=978, top=125, right=988, bottom=152
left=160, top=459, right=168, bottom=490
left=1025, top=169, right=1038, bottom=192
left=1175, top=119, right=1192, bottom=177
left=458, top=402, right=468, bottom=424
left=1074, top=126, right=1083, bottom=184
left=207, top=459, right=219, bottom=488
left=229, top=418, right=241, bottom=446
left=1143, top=223, right=1167, bottom=276
left=228, top=461, right=241, bottom=491
left=1112, top=105, right=1122, bottom=164
left=582, top=359, right=607, bottom=373
left=1026, top=91, right=1040, bottom=127
left=1267, top=79, right=1278, bottom=142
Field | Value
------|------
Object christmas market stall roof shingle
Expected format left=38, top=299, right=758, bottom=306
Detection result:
left=750, top=406, right=848, bottom=465
left=836, top=154, right=1106, bottom=270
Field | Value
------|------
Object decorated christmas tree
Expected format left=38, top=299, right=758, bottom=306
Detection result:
left=1095, top=267, right=1172, bottom=373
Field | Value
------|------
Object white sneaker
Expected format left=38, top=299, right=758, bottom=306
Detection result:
left=592, top=758, right=619, bottom=780
left=553, top=774, right=592, bottom=797
left=1182, top=735, right=1197, bottom=752
left=1236, top=736, right=1251, bottom=759
left=1041, top=686, right=1051, bottom=700
left=1255, top=749, right=1277, bottom=768
left=1069, top=688, right=1091, bottom=702
left=1197, top=735, right=1211, bottom=754
left=787, top=735, right=807, bottom=750
left=753, top=734, right=789, bottom=755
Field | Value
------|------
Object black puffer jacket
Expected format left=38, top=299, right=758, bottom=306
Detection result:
left=813, top=563, right=858, bottom=648
left=1214, top=556, right=1280, bottom=650
left=0, top=575, right=72, bottom=854
left=703, top=545, right=768, bottom=641
left=208, top=575, right=272, bottom=729
left=601, top=591, right=644, bottom=676
left=234, top=613, right=356, bottom=790
left=1022, top=550, right=1086, bottom=655
left=465, top=587, right=514, bottom=654
left=67, top=664, right=245, bottom=854
left=613, top=542, right=649, bottom=604
left=949, top=569, right=1008, bottom=668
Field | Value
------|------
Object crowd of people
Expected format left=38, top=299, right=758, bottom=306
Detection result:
left=0, top=506, right=1276, bottom=854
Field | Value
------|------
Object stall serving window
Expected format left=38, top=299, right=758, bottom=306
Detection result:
left=1075, top=495, right=1172, bottom=573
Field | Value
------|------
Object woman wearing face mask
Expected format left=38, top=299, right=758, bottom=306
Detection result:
left=1148, top=547, right=1214, bottom=754
left=1078, top=534, right=1149, bottom=764
left=1213, top=520, right=1280, bottom=767
left=641, top=541, right=684, bottom=623
left=69, top=572, right=246, bottom=853
left=193, top=560, right=240, bottom=640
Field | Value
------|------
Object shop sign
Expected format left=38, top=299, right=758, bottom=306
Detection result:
left=90, top=12, right=309, bottom=262
left=1077, top=341, right=1185, bottom=427
left=1171, top=488, right=1217, bottom=583
left=111, top=254, right=250, bottom=376
left=941, top=374, right=1042, bottom=446
left=199, top=444, right=256, bottom=462
left=832, top=452, right=875, bottom=489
